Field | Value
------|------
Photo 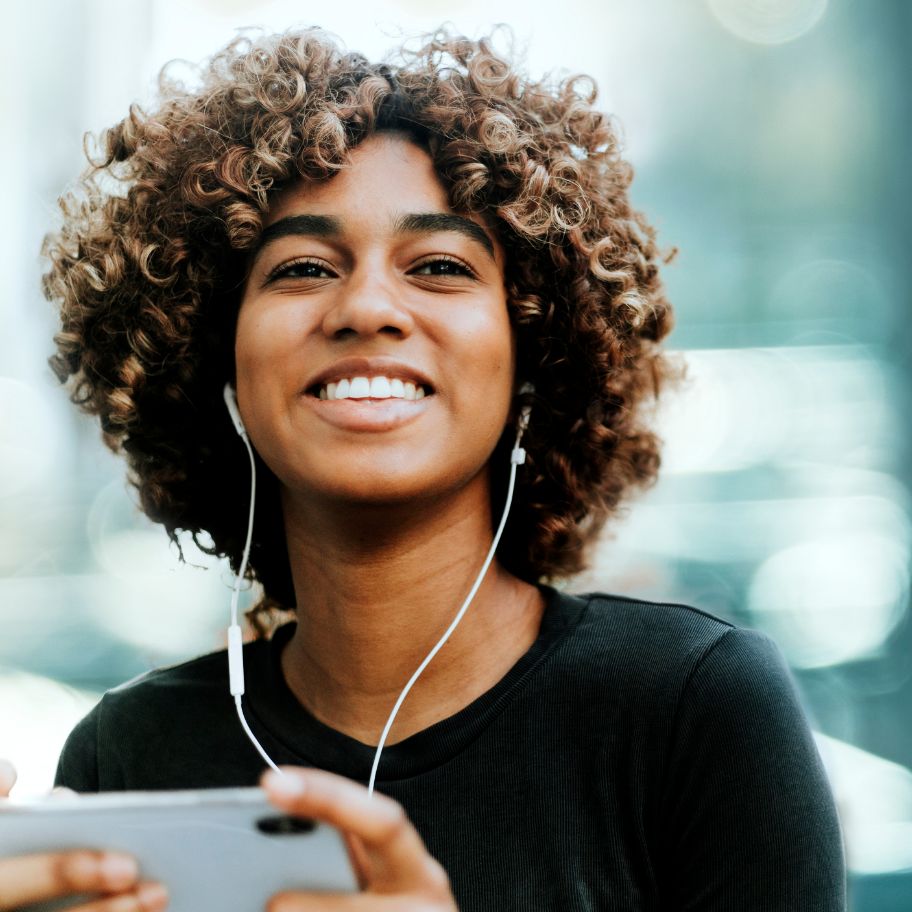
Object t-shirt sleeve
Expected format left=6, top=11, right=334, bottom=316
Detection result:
left=54, top=702, right=102, bottom=793
left=658, top=626, right=847, bottom=911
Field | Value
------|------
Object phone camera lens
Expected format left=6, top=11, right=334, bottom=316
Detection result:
left=256, top=815, right=317, bottom=835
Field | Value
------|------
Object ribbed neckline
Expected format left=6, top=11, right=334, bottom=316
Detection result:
left=243, top=585, right=590, bottom=784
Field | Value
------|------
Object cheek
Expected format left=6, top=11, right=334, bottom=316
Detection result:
left=471, top=303, right=515, bottom=383
left=448, top=303, right=516, bottom=427
left=233, top=303, right=306, bottom=440
left=234, top=310, right=271, bottom=404
left=234, top=301, right=310, bottom=383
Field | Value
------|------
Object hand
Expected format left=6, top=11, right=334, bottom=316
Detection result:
left=261, top=766, right=458, bottom=911
left=0, top=759, right=168, bottom=912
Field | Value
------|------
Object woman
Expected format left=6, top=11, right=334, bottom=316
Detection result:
left=3, top=27, right=845, bottom=911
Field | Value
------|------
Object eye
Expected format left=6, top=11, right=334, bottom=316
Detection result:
left=266, top=258, right=335, bottom=282
left=410, top=256, right=476, bottom=279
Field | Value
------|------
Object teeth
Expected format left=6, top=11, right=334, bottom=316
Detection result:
left=318, top=376, right=428, bottom=401
left=369, top=376, right=391, bottom=398
left=349, top=377, right=370, bottom=398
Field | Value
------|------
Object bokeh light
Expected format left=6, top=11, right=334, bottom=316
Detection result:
left=817, top=733, right=912, bottom=874
left=705, top=0, right=829, bottom=45
left=657, top=345, right=896, bottom=476
left=748, top=532, right=910, bottom=668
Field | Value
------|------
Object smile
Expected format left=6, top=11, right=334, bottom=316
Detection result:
left=315, top=376, right=430, bottom=401
left=302, top=386, right=432, bottom=433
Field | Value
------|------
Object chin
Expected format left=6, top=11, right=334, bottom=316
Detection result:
left=281, top=459, right=489, bottom=512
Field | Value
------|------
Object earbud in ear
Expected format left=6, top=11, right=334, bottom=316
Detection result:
left=223, top=382, right=248, bottom=438
left=511, top=382, right=535, bottom=465
left=516, top=382, right=535, bottom=435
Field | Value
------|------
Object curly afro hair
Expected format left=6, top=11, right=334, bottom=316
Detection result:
left=44, top=26, right=682, bottom=633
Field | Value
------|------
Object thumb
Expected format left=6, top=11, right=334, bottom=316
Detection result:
left=0, top=759, right=17, bottom=798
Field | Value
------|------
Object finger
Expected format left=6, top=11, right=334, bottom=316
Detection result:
left=263, top=767, right=427, bottom=891
left=341, top=831, right=370, bottom=891
left=0, top=851, right=139, bottom=910
left=262, top=768, right=450, bottom=897
left=67, top=881, right=169, bottom=912
left=268, top=890, right=430, bottom=912
left=0, top=759, right=16, bottom=798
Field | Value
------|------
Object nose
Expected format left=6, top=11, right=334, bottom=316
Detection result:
left=321, top=263, right=415, bottom=340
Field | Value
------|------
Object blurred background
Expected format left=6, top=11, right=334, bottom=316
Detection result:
left=0, top=0, right=908, bottom=907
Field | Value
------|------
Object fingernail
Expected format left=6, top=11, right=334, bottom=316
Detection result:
left=264, top=769, right=306, bottom=796
left=100, top=853, right=139, bottom=886
left=138, top=881, right=169, bottom=910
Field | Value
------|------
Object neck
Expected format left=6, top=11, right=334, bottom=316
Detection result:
left=277, top=481, right=544, bottom=745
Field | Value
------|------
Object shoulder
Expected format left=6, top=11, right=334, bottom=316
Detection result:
left=99, top=631, right=281, bottom=719
left=540, top=592, right=846, bottom=904
left=551, top=587, right=768, bottom=684
left=56, top=636, right=272, bottom=791
left=554, top=590, right=821, bottom=776
left=62, top=637, right=268, bottom=749
left=98, top=642, right=231, bottom=715
left=569, top=589, right=737, bottom=651
left=543, top=588, right=798, bottom=731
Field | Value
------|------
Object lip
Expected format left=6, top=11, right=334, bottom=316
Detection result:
left=299, top=393, right=432, bottom=433
left=303, top=356, right=434, bottom=396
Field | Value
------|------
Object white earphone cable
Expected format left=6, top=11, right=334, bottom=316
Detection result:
left=231, top=435, right=256, bottom=631
left=227, top=426, right=282, bottom=774
left=224, top=382, right=532, bottom=790
left=234, top=694, right=281, bottom=773
left=366, top=420, right=527, bottom=795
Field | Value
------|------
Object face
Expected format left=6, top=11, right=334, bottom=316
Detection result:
left=234, top=133, right=515, bottom=509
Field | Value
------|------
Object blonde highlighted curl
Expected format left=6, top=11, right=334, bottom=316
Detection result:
left=44, top=27, right=682, bottom=633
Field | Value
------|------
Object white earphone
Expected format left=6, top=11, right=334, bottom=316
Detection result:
left=222, top=379, right=534, bottom=791
left=223, top=383, right=247, bottom=438
left=220, top=383, right=273, bottom=769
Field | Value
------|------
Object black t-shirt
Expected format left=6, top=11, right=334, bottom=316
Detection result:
left=55, top=587, right=847, bottom=910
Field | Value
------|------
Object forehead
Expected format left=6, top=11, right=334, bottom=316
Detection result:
left=265, top=133, right=450, bottom=227
left=256, top=132, right=503, bottom=266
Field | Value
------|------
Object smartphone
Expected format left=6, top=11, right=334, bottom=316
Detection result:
left=0, top=787, right=357, bottom=911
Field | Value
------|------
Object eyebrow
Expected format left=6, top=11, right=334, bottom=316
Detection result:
left=253, top=211, right=496, bottom=260
left=256, top=214, right=342, bottom=252
left=394, top=213, right=495, bottom=258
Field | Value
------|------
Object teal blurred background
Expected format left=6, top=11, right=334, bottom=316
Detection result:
left=0, top=1, right=908, bottom=907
